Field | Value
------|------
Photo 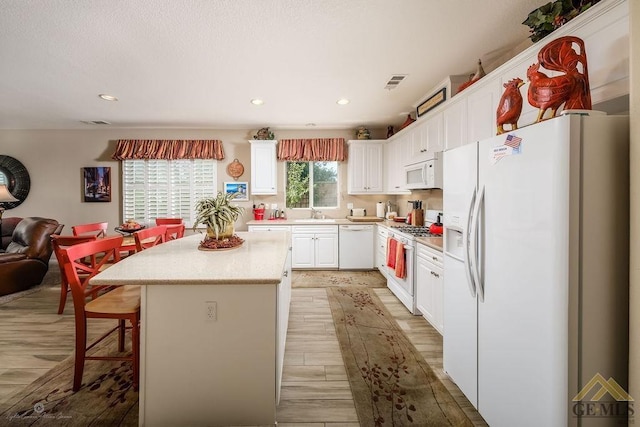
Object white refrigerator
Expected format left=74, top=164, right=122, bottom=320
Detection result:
left=442, top=113, right=629, bottom=427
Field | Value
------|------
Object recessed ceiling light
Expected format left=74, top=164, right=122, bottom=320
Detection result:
left=250, top=99, right=264, bottom=105
left=98, top=94, right=118, bottom=101
left=336, top=98, right=350, bottom=105
left=306, top=123, right=316, bottom=127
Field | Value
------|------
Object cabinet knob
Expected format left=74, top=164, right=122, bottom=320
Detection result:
left=431, top=271, right=440, bottom=278
left=432, top=256, right=438, bottom=261
left=283, top=270, right=289, bottom=277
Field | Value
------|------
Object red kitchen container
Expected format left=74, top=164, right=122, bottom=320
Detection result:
left=253, top=208, right=265, bottom=220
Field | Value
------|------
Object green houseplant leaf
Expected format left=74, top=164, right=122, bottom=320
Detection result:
left=522, top=0, right=601, bottom=42
left=193, top=191, right=244, bottom=239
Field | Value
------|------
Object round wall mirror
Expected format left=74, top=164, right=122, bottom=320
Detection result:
left=0, top=155, right=30, bottom=209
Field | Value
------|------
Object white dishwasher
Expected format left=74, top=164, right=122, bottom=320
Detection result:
left=339, top=224, right=374, bottom=269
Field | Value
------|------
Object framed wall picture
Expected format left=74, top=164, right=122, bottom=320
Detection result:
left=417, top=87, right=447, bottom=117
left=223, top=181, right=249, bottom=201
left=83, top=167, right=111, bottom=202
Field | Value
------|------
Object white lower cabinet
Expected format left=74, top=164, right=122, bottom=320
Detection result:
left=291, top=225, right=338, bottom=269
left=376, top=225, right=389, bottom=278
left=276, top=248, right=292, bottom=404
left=415, top=243, right=444, bottom=335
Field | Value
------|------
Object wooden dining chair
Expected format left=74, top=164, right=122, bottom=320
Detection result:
left=164, top=223, right=185, bottom=241
left=51, top=234, right=99, bottom=314
left=71, top=222, right=109, bottom=238
left=60, top=235, right=140, bottom=392
left=71, top=222, right=110, bottom=266
left=133, top=225, right=167, bottom=251
left=155, top=218, right=183, bottom=226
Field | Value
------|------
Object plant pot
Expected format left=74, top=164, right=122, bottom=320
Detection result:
left=206, top=223, right=234, bottom=239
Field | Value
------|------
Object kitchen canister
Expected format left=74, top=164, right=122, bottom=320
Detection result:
left=376, top=202, right=385, bottom=218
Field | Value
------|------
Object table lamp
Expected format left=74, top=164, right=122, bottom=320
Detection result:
left=0, top=184, right=19, bottom=235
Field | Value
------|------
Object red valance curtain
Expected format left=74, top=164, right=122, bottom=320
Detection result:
left=111, top=139, right=225, bottom=160
left=277, top=138, right=346, bottom=161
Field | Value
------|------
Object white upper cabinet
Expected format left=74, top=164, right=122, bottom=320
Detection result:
left=384, top=138, right=410, bottom=194
left=424, top=112, right=444, bottom=154
left=407, top=114, right=442, bottom=165
left=250, top=140, right=277, bottom=195
left=348, top=140, right=384, bottom=194
left=466, top=79, right=502, bottom=145
left=443, top=96, right=468, bottom=151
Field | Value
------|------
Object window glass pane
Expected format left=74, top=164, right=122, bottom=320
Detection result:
left=286, top=162, right=310, bottom=208
left=285, top=161, right=338, bottom=209
left=312, top=162, right=338, bottom=208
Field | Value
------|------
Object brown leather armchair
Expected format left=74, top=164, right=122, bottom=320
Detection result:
left=0, top=217, right=63, bottom=296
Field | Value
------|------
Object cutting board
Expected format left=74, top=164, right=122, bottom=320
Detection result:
left=346, top=216, right=384, bottom=222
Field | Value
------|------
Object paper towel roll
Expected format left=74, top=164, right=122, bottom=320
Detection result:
left=376, top=202, right=385, bottom=218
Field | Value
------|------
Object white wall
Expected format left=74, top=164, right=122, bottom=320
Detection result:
left=0, top=127, right=442, bottom=233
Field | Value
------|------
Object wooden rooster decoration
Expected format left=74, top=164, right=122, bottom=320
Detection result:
left=496, top=78, right=524, bottom=134
left=527, top=36, right=591, bottom=122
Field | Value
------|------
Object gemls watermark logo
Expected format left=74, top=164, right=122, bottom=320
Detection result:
left=572, top=373, right=634, bottom=420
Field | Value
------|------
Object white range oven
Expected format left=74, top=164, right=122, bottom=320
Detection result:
left=387, top=227, right=417, bottom=313
left=386, top=215, right=442, bottom=315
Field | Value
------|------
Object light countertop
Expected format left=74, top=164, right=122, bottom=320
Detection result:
left=91, top=232, right=290, bottom=286
left=415, top=236, right=444, bottom=252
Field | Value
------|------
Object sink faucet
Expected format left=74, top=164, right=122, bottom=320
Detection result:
left=310, top=207, right=323, bottom=219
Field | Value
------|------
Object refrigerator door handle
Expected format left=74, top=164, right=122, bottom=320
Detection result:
left=463, top=187, right=477, bottom=298
left=470, top=185, right=485, bottom=302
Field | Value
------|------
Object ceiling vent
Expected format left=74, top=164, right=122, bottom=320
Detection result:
left=81, top=120, right=112, bottom=125
left=384, top=74, right=407, bottom=90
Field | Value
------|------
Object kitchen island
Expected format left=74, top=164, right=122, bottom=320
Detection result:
left=91, top=231, right=292, bottom=427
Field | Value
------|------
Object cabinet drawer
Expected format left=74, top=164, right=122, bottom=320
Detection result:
left=417, top=243, right=443, bottom=266
left=292, top=225, right=338, bottom=234
left=248, top=226, right=291, bottom=232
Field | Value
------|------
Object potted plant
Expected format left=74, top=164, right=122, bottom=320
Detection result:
left=193, top=191, right=244, bottom=239
left=522, top=0, right=601, bottom=42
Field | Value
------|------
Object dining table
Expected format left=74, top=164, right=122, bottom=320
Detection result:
left=90, top=231, right=292, bottom=426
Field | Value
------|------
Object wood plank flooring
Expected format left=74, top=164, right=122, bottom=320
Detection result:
left=0, top=271, right=487, bottom=426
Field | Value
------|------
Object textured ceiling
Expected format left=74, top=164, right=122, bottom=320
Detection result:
left=0, top=0, right=546, bottom=130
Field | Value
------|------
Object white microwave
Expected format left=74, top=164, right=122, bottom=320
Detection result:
left=405, top=156, right=443, bottom=189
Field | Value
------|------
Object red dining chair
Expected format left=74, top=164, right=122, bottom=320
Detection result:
left=71, top=222, right=108, bottom=238
left=71, top=222, right=109, bottom=266
left=164, top=223, right=185, bottom=241
left=133, top=225, right=167, bottom=251
left=155, top=218, right=183, bottom=225
left=154, top=218, right=184, bottom=240
left=51, top=235, right=99, bottom=314
left=60, top=235, right=140, bottom=392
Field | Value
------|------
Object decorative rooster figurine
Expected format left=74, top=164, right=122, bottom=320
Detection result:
left=527, top=36, right=591, bottom=122
left=496, top=78, right=524, bottom=134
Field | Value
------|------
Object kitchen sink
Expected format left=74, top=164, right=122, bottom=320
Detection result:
left=293, top=219, right=336, bottom=223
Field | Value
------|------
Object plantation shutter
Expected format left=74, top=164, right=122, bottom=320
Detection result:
left=123, top=159, right=217, bottom=227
